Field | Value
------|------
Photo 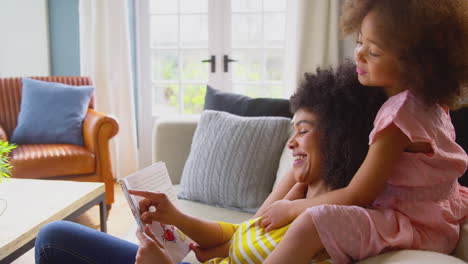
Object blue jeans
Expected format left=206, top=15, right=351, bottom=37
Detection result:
left=35, top=221, right=138, bottom=264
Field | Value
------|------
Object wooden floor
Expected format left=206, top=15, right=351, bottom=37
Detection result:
left=12, top=182, right=134, bottom=264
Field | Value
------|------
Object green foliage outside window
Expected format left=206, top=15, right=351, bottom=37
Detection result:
left=154, top=51, right=282, bottom=114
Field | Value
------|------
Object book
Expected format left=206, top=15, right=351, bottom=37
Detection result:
left=120, top=162, right=191, bottom=262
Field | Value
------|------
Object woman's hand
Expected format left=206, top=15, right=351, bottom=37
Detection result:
left=189, top=242, right=222, bottom=262
left=135, top=225, right=175, bottom=264
left=260, top=200, right=295, bottom=232
left=128, top=190, right=183, bottom=226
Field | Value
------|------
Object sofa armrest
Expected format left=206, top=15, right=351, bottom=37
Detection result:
left=453, top=220, right=468, bottom=262
left=153, top=114, right=199, bottom=184
left=0, top=125, right=7, bottom=141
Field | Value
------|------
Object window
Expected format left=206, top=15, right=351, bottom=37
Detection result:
left=230, top=0, right=287, bottom=99
left=149, top=0, right=209, bottom=114
left=136, top=0, right=287, bottom=166
left=143, top=0, right=287, bottom=115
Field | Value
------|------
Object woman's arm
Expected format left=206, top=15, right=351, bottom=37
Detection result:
left=175, top=213, right=229, bottom=248
left=129, top=170, right=298, bottom=251
left=255, top=169, right=297, bottom=217
left=261, top=123, right=410, bottom=229
left=190, top=240, right=231, bottom=262
left=283, top=182, right=308, bottom=200
left=129, top=190, right=228, bottom=248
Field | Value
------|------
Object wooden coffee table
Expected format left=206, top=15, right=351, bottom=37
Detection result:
left=0, top=178, right=107, bottom=263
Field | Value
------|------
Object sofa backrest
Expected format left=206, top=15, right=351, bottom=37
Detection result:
left=0, top=76, right=94, bottom=139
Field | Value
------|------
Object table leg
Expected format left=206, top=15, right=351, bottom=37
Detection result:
left=99, top=200, right=107, bottom=233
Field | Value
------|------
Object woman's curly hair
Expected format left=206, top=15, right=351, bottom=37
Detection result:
left=341, top=0, right=468, bottom=109
left=290, top=61, right=386, bottom=190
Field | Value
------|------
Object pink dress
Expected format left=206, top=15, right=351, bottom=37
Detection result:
left=307, top=90, right=468, bottom=263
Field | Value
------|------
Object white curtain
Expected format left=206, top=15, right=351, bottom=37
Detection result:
left=284, top=0, right=353, bottom=96
left=79, top=0, right=139, bottom=179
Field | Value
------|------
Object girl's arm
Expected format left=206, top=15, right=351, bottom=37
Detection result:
left=261, top=123, right=410, bottom=229
left=255, top=169, right=297, bottom=217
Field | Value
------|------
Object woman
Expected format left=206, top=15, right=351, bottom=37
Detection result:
left=34, top=61, right=386, bottom=264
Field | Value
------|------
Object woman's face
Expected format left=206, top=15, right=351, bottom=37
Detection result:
left=288, top=108, right=321, bottom=184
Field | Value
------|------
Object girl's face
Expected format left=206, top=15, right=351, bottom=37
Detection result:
left=354, top=11, right=404, bottom=96
left=288, top=108, right=321, bottom=184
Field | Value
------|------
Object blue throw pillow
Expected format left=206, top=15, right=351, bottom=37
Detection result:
left=11, top=78, right=94, bottom=146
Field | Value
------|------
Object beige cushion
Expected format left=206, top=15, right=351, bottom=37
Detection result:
left=453, top=220, right=468, bottom=261
left=175, top=194, right=254, bottom=223
left=358, top=250, right=465, bottom=264
left=152, top=114, right=199, bottom=184
left=273, top=137, right=293, bottom=187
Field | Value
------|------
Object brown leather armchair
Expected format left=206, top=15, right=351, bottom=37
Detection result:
left=0, top=77, right=119, bottom=208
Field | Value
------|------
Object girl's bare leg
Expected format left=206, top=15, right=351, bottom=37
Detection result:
left=264, top=211, right=325, bottom=264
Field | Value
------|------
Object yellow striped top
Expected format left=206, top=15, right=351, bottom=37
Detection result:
left=205, top=217, right=332, bottom=264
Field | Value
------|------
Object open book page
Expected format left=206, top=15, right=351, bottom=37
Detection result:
left=120, top=162, right=191, bottom=263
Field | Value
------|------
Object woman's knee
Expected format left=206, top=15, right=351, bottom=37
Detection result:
left=36, top=221, right=83, bottom=248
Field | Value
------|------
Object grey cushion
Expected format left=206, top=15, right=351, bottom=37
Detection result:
left=204, top=86, right=292, bottom=118
left=178, top=110, right=291, bottom=212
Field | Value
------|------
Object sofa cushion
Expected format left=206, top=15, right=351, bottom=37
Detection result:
left=178, top=110, right=291, bottom=212
left=204, top=86, right=292, bottom=118
left=11, top=78, right=94, bottom=146
left=358, top=250, right=466, bottom=264
left=274, top=139, right=294, bottom=187
left=453, top=219, right=468, bottom=261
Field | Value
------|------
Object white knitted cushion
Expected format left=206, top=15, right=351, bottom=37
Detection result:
left=178, top=110, right=291, bottom=212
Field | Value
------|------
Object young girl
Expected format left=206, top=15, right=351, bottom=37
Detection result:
left=261, top=0, right=468, bottom=263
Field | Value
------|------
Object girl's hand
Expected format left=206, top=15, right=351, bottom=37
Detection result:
left=260, top=200, right=295, bottom=232
left=135, top=225, right=175, bottom=264
left=128, top=190, right=183, bottom=226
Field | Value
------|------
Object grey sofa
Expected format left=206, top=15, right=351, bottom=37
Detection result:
left=127, top=114, right=468, bottom=264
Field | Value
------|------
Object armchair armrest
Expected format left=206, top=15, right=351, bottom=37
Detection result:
left=82, top=109, right=119, bottom=206
left=0, top=125, right=7, bottom=141
left=83, top=109, right=119, bottom=153
left=153, top=114, right=199, bottom=184
left=83, top=108, right=119, bottom=180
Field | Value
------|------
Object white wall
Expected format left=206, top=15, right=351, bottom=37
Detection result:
left=0, top=0, right=50, bottom=77
left=341, top=36, right=355, bottom=60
